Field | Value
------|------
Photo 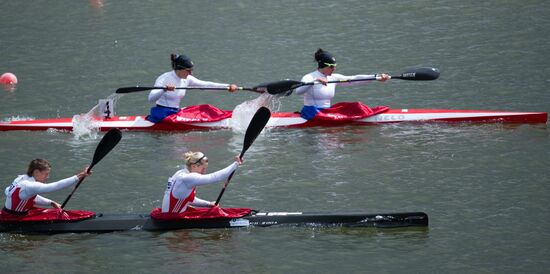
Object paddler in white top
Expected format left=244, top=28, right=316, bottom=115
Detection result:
left=147, top=53, right=239, bottom=123
left=161, top=151, right=243, bottom=213
left=3, top=159, right=91, bottom=215
left=294, top=48, right=390, bottom=120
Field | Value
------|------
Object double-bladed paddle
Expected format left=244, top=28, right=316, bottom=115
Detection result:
left=214, top=106, right=271, bottom=206
left=61, top=128, right=122, bottom=209
left=253, top=67, right=440, bottom=95
left=115, top=85, right=287, bottom=95
left=116, top=67, right=438, bottom=96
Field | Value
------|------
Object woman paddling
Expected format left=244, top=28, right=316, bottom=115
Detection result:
left=295, top=48, right=390, bottom=120
left=3, top=159, right=91, bottom=215
left=160, top=152, right=243, bottom=213
left=147, top=54, right=239, bottom=123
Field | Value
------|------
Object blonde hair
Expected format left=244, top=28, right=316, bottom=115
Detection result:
left=184, top=151, right=206, bottom=167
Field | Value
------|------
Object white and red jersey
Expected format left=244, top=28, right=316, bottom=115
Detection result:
left=148, top=71, right=230, bottom=108
left=294, top=70, right=376, bottom=108
left=5, top=187, right=35, bottom=212
left=4, top=174, right=78, bottom=212
left=161, top=162, right=238, bottom=213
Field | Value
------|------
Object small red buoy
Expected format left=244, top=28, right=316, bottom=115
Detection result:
left=0, top=72, right=18, bottom=85
left=89, top=0, right=104, bottom=9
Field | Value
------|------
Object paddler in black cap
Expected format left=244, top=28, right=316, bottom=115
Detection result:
left=294, top=48, right=390, bottom=120
left=147, top=53, right=239, bottom=123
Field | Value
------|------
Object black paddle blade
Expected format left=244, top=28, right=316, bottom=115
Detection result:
left=61, top=128, right=122, bottom=209
left=397, top=67, right=440, bottom=80
left=214, top=107, right=271, bottom=206
left=253, top=80, right=304, bottom=95
left=89, top=128, right=122, bottom=170
left=240, top=107, right=271, bottom=158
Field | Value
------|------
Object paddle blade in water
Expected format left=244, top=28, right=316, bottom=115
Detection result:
left=241, top=107, right=271, bottom=157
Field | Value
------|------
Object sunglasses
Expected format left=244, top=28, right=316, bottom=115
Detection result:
left=323, top=63, right=337, bottom=68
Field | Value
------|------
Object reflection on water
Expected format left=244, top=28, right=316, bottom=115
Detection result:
left=160, top=229, right=235, bottom=253
left=0, top=232, right=100, bottom=254
left=88, top=0, right=104, bottom=10
left=304, top=126, right=373, bottom=155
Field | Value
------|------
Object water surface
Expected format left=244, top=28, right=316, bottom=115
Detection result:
left=1, top=1, right=549, bottom=273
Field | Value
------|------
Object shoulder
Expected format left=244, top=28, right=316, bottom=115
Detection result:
left=186, top=75, right=199, bottom=82
left=12, top=174, right=32, bottom=185
left=175, top=171, right=204, bottom=186
left=301, top=71, right=318, bottom=81
left=12, top=177, right=39, bottom=191
left=157, top=71, right=173, bottom=78
left=155, top=71, right=172, bottom=83
left=172, top=168, right=189, bottom=178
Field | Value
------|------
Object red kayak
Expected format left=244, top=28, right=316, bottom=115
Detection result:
left=1, top=105, right=546, bottom=132
left=4, top=68, right=544, bottom=132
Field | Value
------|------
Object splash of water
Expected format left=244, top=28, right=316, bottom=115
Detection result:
left=231, top=93, right=280, bottom=133
left=72, top=112, right=100, bottom=140
left=72, top=93, right=123, bottom=140
left=2, top=115, right=35, bottom=122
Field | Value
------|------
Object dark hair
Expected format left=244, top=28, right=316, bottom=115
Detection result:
left=314, top=48, right=325, bottom=62
left=27, top=158, right=51, bottom=176
left=171, top=53, right=194, bottom=70
left=314, top=48, right=337, bottom=68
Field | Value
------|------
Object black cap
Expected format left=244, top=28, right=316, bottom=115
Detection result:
left=315, top=49, right=337, bottom=68
left=172, top=54, right=194, bottom=70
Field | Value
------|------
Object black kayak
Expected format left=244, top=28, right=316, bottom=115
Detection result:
left=0, top=211, right=428, bottom=234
